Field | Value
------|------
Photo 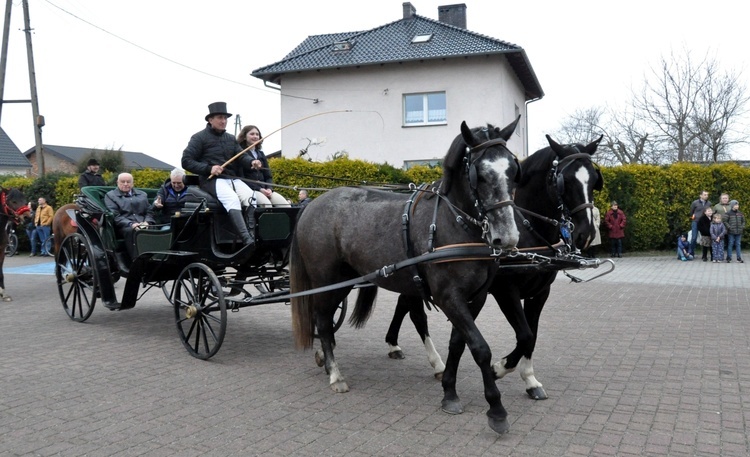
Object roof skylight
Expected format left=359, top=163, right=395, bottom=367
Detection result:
left=411, top=34, right=432, bottom=43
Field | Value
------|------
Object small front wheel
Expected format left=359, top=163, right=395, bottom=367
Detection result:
left=56, top=233, right=97, bottom=322
left=173, top=263, right=227, bottom=360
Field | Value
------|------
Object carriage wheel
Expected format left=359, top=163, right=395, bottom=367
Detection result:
left=55, top=233, right=97, bottom=322
left=172, top=263, right=227, bottom=360
left=5, top=232, right=18, bottom=256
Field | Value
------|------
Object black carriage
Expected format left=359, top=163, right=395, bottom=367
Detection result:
left=55, top=177, right=346, bottom=359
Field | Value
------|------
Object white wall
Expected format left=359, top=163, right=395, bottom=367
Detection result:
left=276, top=55, right=528, bottom=167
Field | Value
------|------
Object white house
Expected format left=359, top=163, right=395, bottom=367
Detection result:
left=251, top=3, right=543, bottom=168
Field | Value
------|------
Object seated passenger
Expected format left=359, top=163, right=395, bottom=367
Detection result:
left=237, top=125, right=290, bottom=207
left=104, top=172, right=155, bottom=261
left=153, top=167, right=190, bottom=225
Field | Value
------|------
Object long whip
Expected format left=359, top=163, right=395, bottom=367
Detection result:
left=208, top=109, right=352, bottom=179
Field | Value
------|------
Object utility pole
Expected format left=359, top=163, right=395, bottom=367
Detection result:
left=22, top=0, right=44, bottom=176
left=0, top=0, right=13, bottom=121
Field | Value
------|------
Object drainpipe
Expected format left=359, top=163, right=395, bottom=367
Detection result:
left=524, top=96, right=542, bottom=158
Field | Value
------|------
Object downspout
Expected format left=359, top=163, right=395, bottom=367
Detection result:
left=524, top=96, right=542, bottom=158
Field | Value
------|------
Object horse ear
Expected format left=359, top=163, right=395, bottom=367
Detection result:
left=459, top=121, right=475, bottom=146
left=442, top=121, right=474, bottom=194
left=584, top=134, right=604, bottom=155
left=546, top=134, right=565, bottom=158
left=497, top=115, right=521, bottom=141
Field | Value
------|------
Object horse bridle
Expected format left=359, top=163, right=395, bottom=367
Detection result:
left=546, top=151, right=599, bottom=247
left=464, top=137, right=519, bottom=221
left=549, top=152, right=598, bottom=217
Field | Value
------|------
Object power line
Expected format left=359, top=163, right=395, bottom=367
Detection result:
left=40, top=0, right=276, bottom=93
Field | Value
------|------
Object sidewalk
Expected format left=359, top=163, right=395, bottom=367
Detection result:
left=1, top=253, right=748, bottom=456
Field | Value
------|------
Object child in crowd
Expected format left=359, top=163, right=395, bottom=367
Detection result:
left=697, top=207, right=715, bottom=261
left=677, top=234, right=693, bottom=261
left=710, top=212, right=727, bottom=263
left=725, top=200, right=745, bottom=263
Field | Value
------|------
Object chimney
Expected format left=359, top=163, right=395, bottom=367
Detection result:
left=438, top=4, right=467, bottom=29
left=403, top=2, right=417, bottom=19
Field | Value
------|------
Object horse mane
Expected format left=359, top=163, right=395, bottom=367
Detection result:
left=441, top=123, right=498, bottom=195
left=518, top=146, right=554, bottom=188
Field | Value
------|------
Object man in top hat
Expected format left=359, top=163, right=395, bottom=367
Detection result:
left=181, top=101, right=255, bottom=247
left=78, top=158, right=106, bottom=189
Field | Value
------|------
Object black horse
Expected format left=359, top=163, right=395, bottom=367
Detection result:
left=1, top=187, right=30, bottom=301
left=385, top=135, right=604, bottom=401
left=291, top=118, right=522, bottom=435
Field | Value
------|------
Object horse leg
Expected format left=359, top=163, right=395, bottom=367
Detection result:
left=0, top=229, right=9, bottom=301
left=440, top=297, right=509, bottom=434
left=314, top=295, right=349, bottom=393
left=517, top=288, right=550, bottom=400
left=385, top=295, right=410, bottom=359
left=491, top=286, right=534, bottom=380
left=386, top=295, right=445, bottom=379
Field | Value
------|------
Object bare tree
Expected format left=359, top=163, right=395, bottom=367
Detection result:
left=634, top=48, right=706, bottom=162
left=691, top=59, right=749, bottom=162
left=555, top=48, right=749, bottom=165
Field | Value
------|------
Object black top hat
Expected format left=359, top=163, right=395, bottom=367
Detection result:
left=205, top=101, right=232, bottom=121
left=87, top=158, right=100, bottom=166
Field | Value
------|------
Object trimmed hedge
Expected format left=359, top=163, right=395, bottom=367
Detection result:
left=596, top=162, right=750, bottom=251
left=6, top=160, right=749, bottom=251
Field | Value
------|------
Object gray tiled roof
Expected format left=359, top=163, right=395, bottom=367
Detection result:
left=252, top=14, right=543, bottom=99
left=0, top=127, right=32, bottom=169
left=23, top=145, right=174, bottom=171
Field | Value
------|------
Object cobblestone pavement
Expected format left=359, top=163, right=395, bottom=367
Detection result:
left=1, top=253, right=749, bottom=456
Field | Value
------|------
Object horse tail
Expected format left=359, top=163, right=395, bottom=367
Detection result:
left=290, top=231, right=315, bottom=349
left=349, top=285, right=379, bottom=329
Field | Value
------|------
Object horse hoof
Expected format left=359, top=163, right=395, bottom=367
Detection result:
left=1, top=296, right=11, bottom=302
left=487, top=415, right=510, bottom=435
left=434, top=371, right=443, bottom=381
left=314, top=350, right=325, bottom=367
left=330, top=381, right=349, bottom=393
left=388, top=350, right=405, bottom=360
left=526, top=386, right=548, bottom=400
left=441, top=399, right=464, bottom=415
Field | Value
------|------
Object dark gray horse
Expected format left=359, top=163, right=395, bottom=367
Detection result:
left=1, top=187, right=30, bottom=301
left=291, top=118, right=522, bottom=435
left=384, top=135, right=604, bottom=401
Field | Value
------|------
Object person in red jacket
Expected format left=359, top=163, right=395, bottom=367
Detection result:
left=604, top=201, right=627, bottom=258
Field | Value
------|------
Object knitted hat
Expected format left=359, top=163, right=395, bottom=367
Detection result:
left=730, top=200, right=739, bottom=207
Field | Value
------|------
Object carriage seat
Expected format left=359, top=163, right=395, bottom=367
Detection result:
left=78, top=186, right=161, bottom=253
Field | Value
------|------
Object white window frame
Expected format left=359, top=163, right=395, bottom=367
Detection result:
left=403, top=92, right=447, bottom=126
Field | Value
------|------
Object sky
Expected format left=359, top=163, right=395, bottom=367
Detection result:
left=1, top=0, right=748, bottom=170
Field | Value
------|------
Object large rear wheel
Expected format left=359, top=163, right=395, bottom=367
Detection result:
left=172, top=263, right=227, bottom=360
left=56, top=233, right=97, bottom=322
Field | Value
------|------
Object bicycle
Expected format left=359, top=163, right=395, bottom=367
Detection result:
left=4, top=220, right=19, bottom=257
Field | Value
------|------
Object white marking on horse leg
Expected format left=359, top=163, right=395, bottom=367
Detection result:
left=492, top=357, right=515, bottom=379
left=575, top=166, right=595, bottom=246
left=0, top=287, right=10, bottom=302
left=388, top=343, right=402, bottom=355
left=518, top=356, right=542, bottom=390
left=327, top=361, right=349, bottom=393
left=423, top=336, right=445, bottom=376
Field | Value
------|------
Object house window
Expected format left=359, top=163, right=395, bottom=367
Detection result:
left=403, top=92, right=446, bottom=126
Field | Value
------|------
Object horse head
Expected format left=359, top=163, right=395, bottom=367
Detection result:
left=442, top=116, right=522, bottom=250
left=1, top=187, right=29, bottom=220
left=545, top=134, right=603, bottom=250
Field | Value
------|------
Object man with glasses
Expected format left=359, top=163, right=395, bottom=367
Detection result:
left=153, top=168, right=190, bottom=224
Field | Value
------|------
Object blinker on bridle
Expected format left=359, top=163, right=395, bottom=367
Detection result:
left=550, top=152, right=597, bottom=216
